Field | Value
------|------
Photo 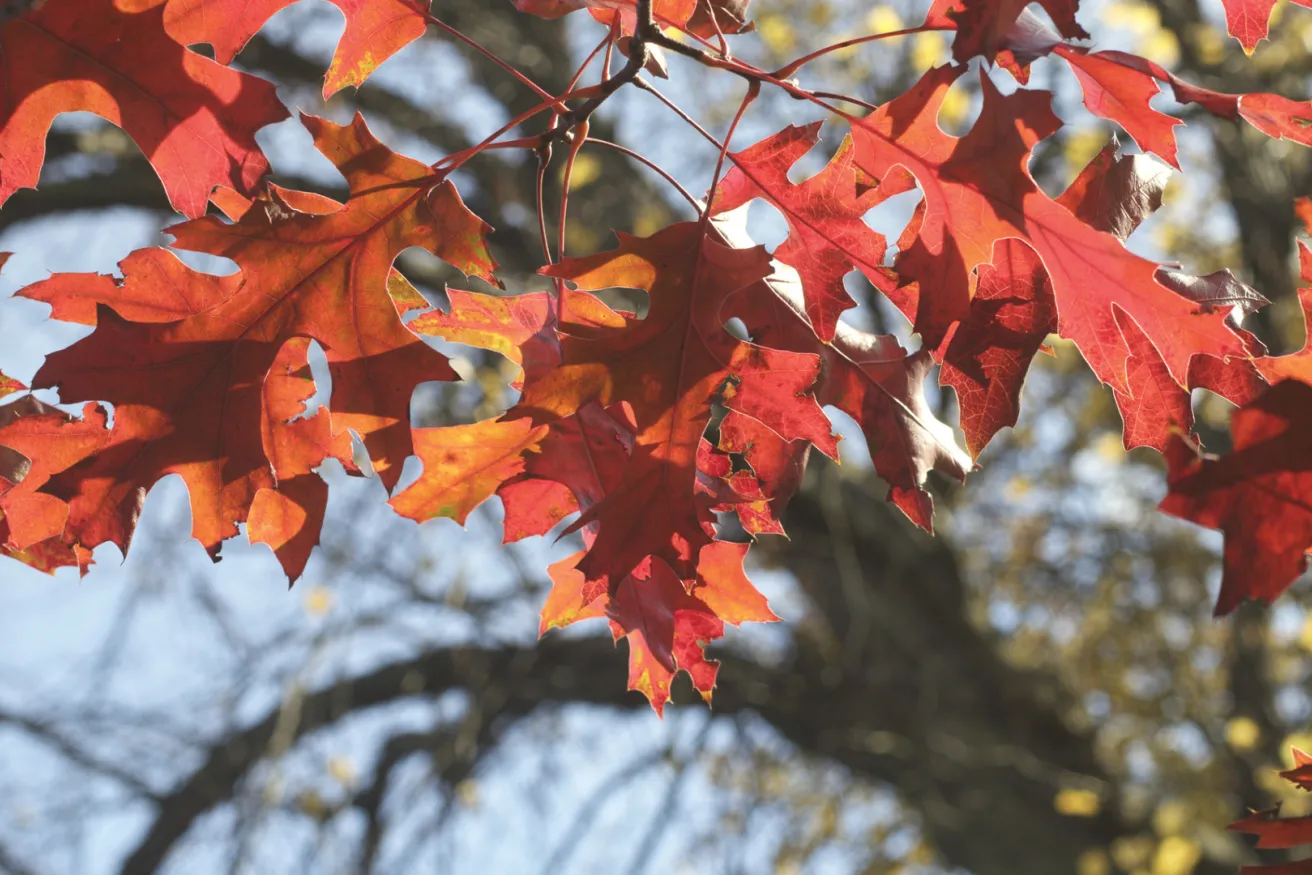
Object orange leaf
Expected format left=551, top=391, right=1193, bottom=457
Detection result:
left=390, top=417, right=550, bottom=526
left=0, top=0, right=287, bottom=217
left=162, top=0, right=430, bottom=97
left=25, top=113, right=494, bottom=578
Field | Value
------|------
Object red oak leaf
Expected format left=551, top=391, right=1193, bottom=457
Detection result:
left=937, top=239, right=1056, bottom=458
left=716, top=411, right=808, bottom=536
left=389, top=417, right=550, bottom=525
left=1231, top=808, right=1312, bottom=850
left=1112, top=312, right=1193, bottom=452
left=0, top=372, right=24, bottom=400
left=1296, top=198, right=1312, bottom=235
left=513, top=0, right=698, bottom=34
left=539, top=550, right=609, bottom=635
left=1257, top=247, right=1312, bottom=386
left=249, top=338, right=359, bottom=580
left=1160, top=379, right=1312, bottom=616
left=1055, top=48, right=1183, bottom=167
left=1043, top=45, right=1312, bottom=151
left=695, top=435, right=785, bottom=536
left=26, top=113, right=494, bottom=574
left=407, top=286, right=636, bottom=543
left=0, top=0, right=288, bottom=218
left=539, top=540, right=775, bottom=714
left=1282, top=749, right=1312, bottom=792
left=497, top=402, right=634, bottom=542
left=0, top=400, right=110, bottom=551
left=686, top=0, right=753, bottom=37
left=524, top=222, right=836, bottom=591
left=0, top=396, right=106, bottom=575
left=728, top=258, right=970, bottom=531
left=852, top=65, right=1256, bottom=397
left=605, top=557, right=721, bottom=713
left=1231, top=746, right=1312, bottom=873
left=409, top=286, right=623, bottom=389
left=1053, top=137, right=1171, bottom=241
left=709, top=123, right=889, bottom=341
left=1219, top=0, right=1312, bottom=53
left=926, top=0, right=1086, bottom=63
left=934, top=140, right=1166, bottom=456
left=163, top=0, right=431, bottom=97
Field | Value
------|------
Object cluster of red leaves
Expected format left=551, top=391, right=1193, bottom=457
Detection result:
left=0, top=0, right=1311, bottom=712
left=1231, top=748, right=1312, bottom=873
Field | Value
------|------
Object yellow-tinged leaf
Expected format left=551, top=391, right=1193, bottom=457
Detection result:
left=539, top=551, right=607, bottom=635
left=390, top=417, right=549, bottom=526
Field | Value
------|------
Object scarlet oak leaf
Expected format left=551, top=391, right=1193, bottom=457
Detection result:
left=497, top=402, right=633, bottom=542
left=686, top=0, right=753, bottom=37
left=710, top=208, right=967, bottom=527
left=407, top=287, right=637, bottom=543
left=0, top=397, right=109, bottom=574
left=709, top=123, right=889, bottom=341
left=937, top=239, right=1056, bottom=458
left=0, top=372, right=24, bottom=400
left=389, top=417, right=549, bottom=525
left=1233, top=747, right=1312, bottom=874
left=1231, top=808, right=1312, bottom=850
left=539, top=541, right=775, bottom=714
left=526, top=222, right=836, bottom=590
left=1055, top=48, right=1183, bottom=167
left=249, top=338, right=359, bottom=580
left=0, top=0, right=288, bottom=218
left=30, top=113, right=493, bottom=570
left=409, top=287, right=622, bottom=389
left=1282, top=749, right=1312, bottom=792
left=0, top=401, right=110, bottom=551
left=162, top=0, right=430, bottom=97
left=926, top=0, right=1086, bottom=63
left=852, top=66, right=1255, bottom=395
left=1112, top=313, right=1193, bottom=453
left=1053, top=137, right=1171, bottom=242
left=1297, top=199, right=1312, bottom=235
left=1161, top=379, right=1312, bottom=616
left=1049, top=47, right=1312, bottom=151
left=740, top=265, right=969, bottom=530
left=21, top=248, right=241, bottom=327
left=539, top=550, right=608, bottom=635
left=1219, top=0, right=1312, bottom=53
left=716, top=411, right=808, bottom=535
left=1257, top=248, right=1312, bottom=386
left=937, top=140, right=1167, bottom=457
left=513, top=0, right=698, bottom=33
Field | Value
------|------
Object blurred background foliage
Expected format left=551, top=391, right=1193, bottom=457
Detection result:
left=1, top=1, right=1311, bottom=874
